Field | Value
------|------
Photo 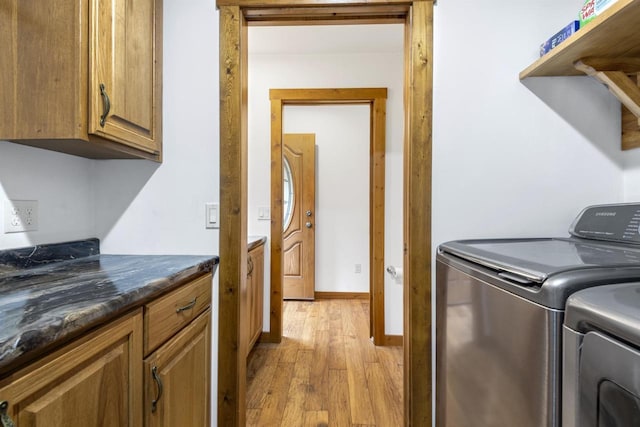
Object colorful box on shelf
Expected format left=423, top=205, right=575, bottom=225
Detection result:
left=540, top=21, right=580, bottom=57
left=579, top=0, right=619, bottom=27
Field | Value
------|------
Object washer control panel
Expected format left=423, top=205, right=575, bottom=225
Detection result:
left=569, top=203, right=640, bottom=244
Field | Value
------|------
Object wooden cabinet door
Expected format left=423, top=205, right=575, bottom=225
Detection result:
left=89, top=0, right=162, bottom=155
left=144, top=309, right=211, bottom=427
left=0, top=311, right=143, bottom=427
left=247, top=244, right=264, bottom=353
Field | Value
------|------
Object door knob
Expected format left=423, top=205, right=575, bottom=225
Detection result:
left=306, top=210, right=312, bottom=217
left=305, top=222, right=313, bottom=228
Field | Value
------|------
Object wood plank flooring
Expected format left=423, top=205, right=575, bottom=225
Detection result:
left=246, top=299, right=403, bottom=427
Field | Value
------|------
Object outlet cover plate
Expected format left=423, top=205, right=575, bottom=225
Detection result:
left=4, top=200, right=38, bottom=233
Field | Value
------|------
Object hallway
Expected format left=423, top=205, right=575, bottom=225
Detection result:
left=246, top=299, right=403, bottom=426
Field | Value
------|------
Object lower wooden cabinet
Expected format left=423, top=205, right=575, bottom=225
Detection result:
left=0, top=273, right=212, bottom=427
left=144, top=309, right=211, bottom=427
left=247, top=242, right=265, bottom=355
left=0, top=310, right=143, bottom=427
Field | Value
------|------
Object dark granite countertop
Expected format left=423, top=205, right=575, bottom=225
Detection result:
left=248, top=235, right=266, bottom=251
left=0, top=239, right=218, bottom=375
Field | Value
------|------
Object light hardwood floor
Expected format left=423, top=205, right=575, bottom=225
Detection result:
left=246, top=299, right=403, bottom=427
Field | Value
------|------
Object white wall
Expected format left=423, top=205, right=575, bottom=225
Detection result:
left=6, top=0, right=640, bottom=423
left=283, top=105, right=371, bottom=293
left=0, top=142, right=95, bottom=249
left=0, top=0, right=220, bottom=257
left=624, top=150, right=640, bottom=201
left=91, top=0, right=220, bottom=422
left=248, top=35, right=405, bottom=335
left=1, top=1, right=220, bottom=418
left=94, top=1, right=219, bottom=257
left=432, top=0, right=625, bottom=251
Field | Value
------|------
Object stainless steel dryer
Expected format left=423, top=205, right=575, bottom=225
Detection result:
left=564, top=283, right=640, bottom=427
left=436, top=203, right=640, bottom=427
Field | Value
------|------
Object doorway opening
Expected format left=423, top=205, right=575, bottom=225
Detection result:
left=265, top=88, right=388, bottom=345
left=217, top=3, right=433, bottom=425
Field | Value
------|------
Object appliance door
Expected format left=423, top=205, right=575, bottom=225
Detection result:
left=579, top=331, right=640, bottom=426
left=562, top=326, right=583, bottom=427
left=436, top=256, right=563, bottom=427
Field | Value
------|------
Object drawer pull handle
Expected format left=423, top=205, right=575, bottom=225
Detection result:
left=0, top=401, right=15, bottom=427
left=176, top=297, right=197, bottom=313
left=151, top=366, right=163, bottom=413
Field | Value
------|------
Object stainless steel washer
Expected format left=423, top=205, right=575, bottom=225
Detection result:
left=563, top=283, right=640, bottom=427
left=436, top=203, right=640, bottom=427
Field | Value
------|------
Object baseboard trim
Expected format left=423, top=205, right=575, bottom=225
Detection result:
left=314, top=291, right=370, bottom=300
left=258, top=332, right=280, bottom=344
left=384, top=335, right=403, bottom=346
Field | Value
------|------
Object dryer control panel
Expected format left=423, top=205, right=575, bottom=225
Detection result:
left=570, top=203, right=640, bottom=244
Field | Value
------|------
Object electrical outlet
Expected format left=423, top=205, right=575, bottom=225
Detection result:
left=4, top=200, right=38, bottom=233
left=355, top=264, right=362, bottom=274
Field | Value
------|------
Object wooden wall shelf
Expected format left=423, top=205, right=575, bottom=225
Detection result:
left=519, top=0, right=640, bottom=150
left=520, top=0, right=640, bottom=79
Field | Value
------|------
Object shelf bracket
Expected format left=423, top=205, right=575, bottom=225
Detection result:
left=575, top=57, right=640, bottom=150
left=575, top=57, right=640, bottom=118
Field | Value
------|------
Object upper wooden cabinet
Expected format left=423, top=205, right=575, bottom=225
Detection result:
left=89, top=0, right=162, bottom=156
left=0, top=0, right=162, bottom=161
left=520, top=0, right=640, bottom=150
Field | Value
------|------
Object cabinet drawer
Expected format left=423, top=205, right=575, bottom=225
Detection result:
left=144, top=273, right=212, bottom=355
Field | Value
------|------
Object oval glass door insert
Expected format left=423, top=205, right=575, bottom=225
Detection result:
left=283, top=156, right=294, bottom=231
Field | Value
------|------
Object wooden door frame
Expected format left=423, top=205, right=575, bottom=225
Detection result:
left=217, top=2, right=433, bottom=426
left=265, top=88, right=387, bottom=347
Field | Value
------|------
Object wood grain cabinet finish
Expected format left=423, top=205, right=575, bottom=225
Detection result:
left=143, top=274, right=212, bottom=427
left=0, top=273, right=213, bottom=427
left=0, top=0, right=162, bottom=161
left=247, top=243, right=265, bottom=355
left=144, top=273, right=212, bottom=355
left=144, top=309, right=211, bottom=427
left=0, top=310, right=143, bottom=427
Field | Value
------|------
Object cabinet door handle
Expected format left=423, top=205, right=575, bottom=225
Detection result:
left=175, top=297, right=197, bottom=313
left=99, top=83, right=111, bottom=127
left=151, top=366, right=163, bottom=413
left=247, top=256, right=254, bottom=276
left=0, top=401, right=15, bottom=427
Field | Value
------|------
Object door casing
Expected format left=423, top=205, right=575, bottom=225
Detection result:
left=217, top=2, right=433, bottom=426
left=266, top=89, right=387, bottom=347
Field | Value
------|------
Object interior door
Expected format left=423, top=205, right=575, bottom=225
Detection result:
left=283, top=134, right=316, bottom=300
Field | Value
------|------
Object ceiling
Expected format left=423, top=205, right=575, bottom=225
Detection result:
left=248, top=24, right=404, bottom=55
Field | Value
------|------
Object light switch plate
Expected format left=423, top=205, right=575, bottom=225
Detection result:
left=258, top=206, right=271, bottom=221
left=205, top=203, right=219, bottom=229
